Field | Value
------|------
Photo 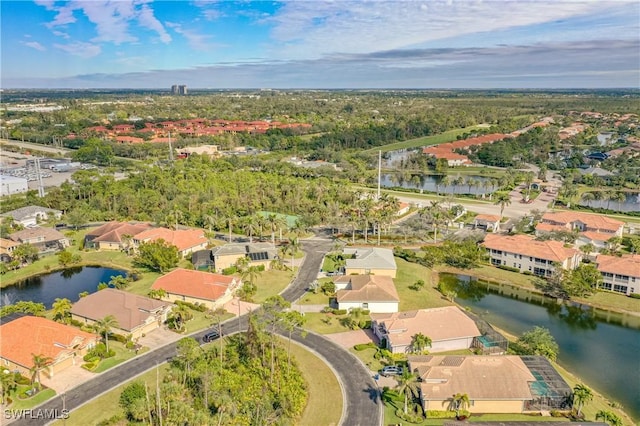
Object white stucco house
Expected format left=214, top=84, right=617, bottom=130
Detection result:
left=334, top=274, right=399, bottom=313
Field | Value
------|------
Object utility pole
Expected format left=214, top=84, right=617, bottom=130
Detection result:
left=377, top=149, right=382, bottom=201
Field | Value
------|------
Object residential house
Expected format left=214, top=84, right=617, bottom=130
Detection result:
left=0, top=315, right=98, bottom=379
left=343, top=247, right=397, bottom=278
left=371, top=307, right=481, bottom=353
left=483, top=234, right=582, bottom=277
left=473, top=214, right=501, bottom=233
left=408, top=355, right=572, bottom=414
left=0, top=206, right=62, bottom=227
left=70, top=289, right=172, bottom=340
left=191, top=249, right=214, bottom=270
left=84, top=222, right=152, bottom=251
left=9, top=227, right=69, bottom=252
left=537, top=211, right=624, bottom=237
left=151, top=268, right=240, bottom=310
left=209, top=242, right=278, bottom=272
left=334, top=274, right=399, bottom=313
left=0, top=238, right=19, bottom=262
left=132, top=227, right=208, bottom=257
left=596, top=254, right=639, bottom=296
left=396, top=202, right=411, bottom=216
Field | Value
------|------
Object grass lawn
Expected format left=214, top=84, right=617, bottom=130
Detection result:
left=303, top=313, right=353, bottom=334
left=288, top=340, right=343, bottom=426
left=435, top=264, right=539, bottom=290
left=93, top=341, right=143, bottom=373
left=182, top=310, right=234, bottom=334
left=298, top=289, right=331, bottom=305
left=253, top=268, right=295, bottom=303
left=52, top=365, right=171, bottom=426
left=395, top=258, right=453, bottom=311
left=349, top=347, right=385, bottom=373
left=10, top=388, right=57, bottom=410
left=364, top=126, right=485, bottom=153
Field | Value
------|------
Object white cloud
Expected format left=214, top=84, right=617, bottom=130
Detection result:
left=52, top=30, right=71, bottom=39
left=54, top=41, right=102, bottom=58
left=22, top=41, right=46, bottom=51
left=167, top=22, right=214, bottom=51
left=38, top=1, right=171, bottom=45
left=265, top=1, right=631, bottom=59
left=137, top=4, right=172, bottom=43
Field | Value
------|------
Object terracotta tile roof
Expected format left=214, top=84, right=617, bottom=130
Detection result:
left=483, top=234, right=579, bottom=263
left=336, top=274, right=399, bottom=303
left=151, top=268, right=238, bottom=301
left=475, top=214, right=501, bottom=223
left=535, top=222, right=569, bottom=233
left=579, top=231, right=613, bottom=242
left=541, top=212, right=624, bottom=233
left=596, top=254, right=640, bottom=278
left=87, top=222, right=152, bottom=244
left=408, top=355, right=536, bottom=401
left=71, top=288, right=169, bottom=332
left=0, top=238, right=19, bottom=250
left=0, top=316, right=98, bottom=369
left=371, top=307, right=480, bottom=348
left=134, top=228, right=207, bottom=252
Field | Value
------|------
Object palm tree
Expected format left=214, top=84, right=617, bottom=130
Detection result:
left=30, top=354, right=53, bottom=390
left=494, top=192, right=511, bottom=219
left=523, top=172, right=535, bottom=201
left=286, top=237, right=300, bottom=270
left=409, top=333, right=432, bottom=354
left=94, top=315, right=119, bottom=353
left=595, top=410, right=623, bottom=426
left=572, top=383, right=593, bottom=417
left=448, top=392, right=470, bottom=418
left=612, top=192, right=626, bottom=212
left=241, top=265, right=262, bottom=287
left=396, top=369, right=420, bottom=415
left=266, top=214, right=279, bottom=244
left=241, top=215, right=257, bottom=243
left=52, top=297, right=72, bottom=324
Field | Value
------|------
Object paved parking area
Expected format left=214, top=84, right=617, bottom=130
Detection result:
left=137, top=326, right=182, bottom=349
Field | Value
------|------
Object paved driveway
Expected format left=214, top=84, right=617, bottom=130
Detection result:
left=137, top=327, right=182, bottom=349
left=326, top=329, right=379, bottom=349
left=40, top=363, right=94, bottom=394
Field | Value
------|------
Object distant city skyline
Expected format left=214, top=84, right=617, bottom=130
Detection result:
left=1, top=0, right=638, bottom=89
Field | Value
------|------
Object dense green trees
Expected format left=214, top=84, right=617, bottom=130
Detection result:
left=516, top=326, right=559, bottom=361
left=134, top=240, right=180, bottom=273
left=120, top=320, right=308, bottom=425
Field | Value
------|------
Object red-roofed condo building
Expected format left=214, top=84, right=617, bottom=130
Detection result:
left=596, top=254, right=639, bottom=296
left=151, top=268, right=240, bottom=309
left=483, top=234, right=582, bottom=277
left=536, top=211, right=624, bottom=251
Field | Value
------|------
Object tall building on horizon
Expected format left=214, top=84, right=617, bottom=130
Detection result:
left=171, top=84, right=187, bottom=95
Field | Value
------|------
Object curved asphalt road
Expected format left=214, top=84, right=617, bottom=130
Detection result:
left=12, top=237, right=381, bottom=426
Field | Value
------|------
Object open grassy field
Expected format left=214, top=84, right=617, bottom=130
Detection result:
left=288, top=340, right=343, bottom=426
left=253, top=268, right=296, bottom=303
left=395, top=258, right=453, bottom=311
left=363, top=125, right=485, bottom=153
left=10, top=388, right=57, bottom=410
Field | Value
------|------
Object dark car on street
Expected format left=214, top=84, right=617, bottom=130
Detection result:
left=202, top=330, right=220, bottom=343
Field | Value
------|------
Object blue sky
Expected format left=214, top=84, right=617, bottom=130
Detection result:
left=1, top=0, right=638, bottom=89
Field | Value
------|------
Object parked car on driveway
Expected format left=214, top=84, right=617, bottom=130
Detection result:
left=380, top=366, right=403, bottom=377
left=202, top=330, right=220, bottom=343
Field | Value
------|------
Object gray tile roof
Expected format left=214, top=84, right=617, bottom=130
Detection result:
left=0, top=205, right=61, bottom=221
left=343, top=247, right=397, bottom=270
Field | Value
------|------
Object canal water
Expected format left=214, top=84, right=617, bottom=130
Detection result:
left=579, top=192, right=640, bottom=213
left=1, top=266, right=126, bottom=308
left=380, top=173, right=498, bottom=195
left=439, top=273, right=640, bottom=420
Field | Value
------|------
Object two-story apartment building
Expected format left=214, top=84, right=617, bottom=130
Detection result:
left=483, top=234, right=582, bottom=277
left=596, top=254, right=639, bottom=296
left=536, top=211, right=624, bottom=251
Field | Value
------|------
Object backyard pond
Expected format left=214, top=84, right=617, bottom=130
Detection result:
left=1, top=266, right=126, bottom=308
left=439, top=273, right=640, bottom=420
